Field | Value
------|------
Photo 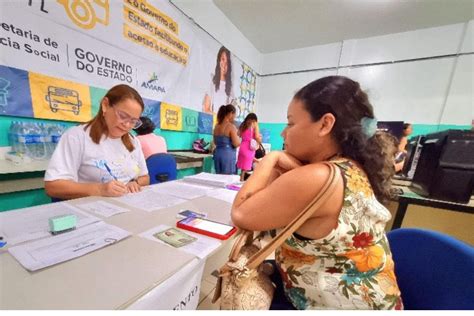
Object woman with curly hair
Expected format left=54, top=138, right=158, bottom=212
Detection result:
left=231, top=76, right=403, bottom=310
left=202, top=46, right=234, bottom=114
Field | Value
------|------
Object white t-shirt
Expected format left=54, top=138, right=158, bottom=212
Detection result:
left=45, top=125, right=148, bottom=184
left=208, top=79, right=234, bottom=113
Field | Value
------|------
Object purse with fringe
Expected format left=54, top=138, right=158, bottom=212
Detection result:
left=212, top=163, right=339, bottom=310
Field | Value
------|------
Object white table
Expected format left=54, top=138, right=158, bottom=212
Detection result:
left=0, top=186, right=234, bottom=309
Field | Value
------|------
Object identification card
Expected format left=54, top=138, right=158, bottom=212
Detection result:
left=153, top=228, right=197, bottom=248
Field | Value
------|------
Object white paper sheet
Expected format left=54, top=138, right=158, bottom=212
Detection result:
left=150, top=181, right=216, bottom=200
left=114, top=189, right=187, bottom=212
left=0, top=202, right=101, bottom=246
left=206, top=188, right=238, bottom=204
left=139, top=224, right=221, bottom=259
left=76, top=200, right=130, bottom=218
left=183, top=172, right=240, bottom=188
left=8, top=222, right=130, bottom=271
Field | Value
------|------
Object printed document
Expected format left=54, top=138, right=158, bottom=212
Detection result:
left=139, top=224, right=221, bottom=259
left=150, top=181, right=215, bottom=200
left=206, top=188, right=238, bottom=204
left=0, top=202, right=100, bottom=246
left=114, top=189, right=187, bottom=212
left=8, top=222, right=130, bottom=271
left=183, top=172, right=240, bottom=187
left=76, top=200, right=130, bottom=218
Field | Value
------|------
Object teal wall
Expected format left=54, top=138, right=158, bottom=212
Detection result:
left=1, top=114, right=470, bottom=212
left=260, top=122, right=471, bottom=152
left=0, top=115, right=214, bottom=212
left=0, top=115, right=212, bottom=149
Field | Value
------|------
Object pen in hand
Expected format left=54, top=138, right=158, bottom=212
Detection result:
left=104, top=162, right=118, bottom=181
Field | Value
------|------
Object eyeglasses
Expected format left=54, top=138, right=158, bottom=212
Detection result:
left=113, top=108, right=142, bottom=129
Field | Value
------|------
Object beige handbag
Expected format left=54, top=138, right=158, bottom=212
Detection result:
left=212, top=163, right=339, bottom=310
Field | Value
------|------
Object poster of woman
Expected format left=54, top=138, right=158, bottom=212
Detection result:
left=202, top=46, right=234, bottom=114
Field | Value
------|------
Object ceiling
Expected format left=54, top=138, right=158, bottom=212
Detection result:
left=213, top=0, right=474, bottom=53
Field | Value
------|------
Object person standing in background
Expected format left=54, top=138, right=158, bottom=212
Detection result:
left=134, top=116, right=167, bottom=159
left=398, top=123, right=413, bottom=153
left=202, top=46, right=234, bottom=114
left=237, top=113, right=262, bottom=181
left=45, top=84, right=149, bottom=199
left=213, top=104, right=240, bottom=174
left=394, top=123, right=413, bottom=172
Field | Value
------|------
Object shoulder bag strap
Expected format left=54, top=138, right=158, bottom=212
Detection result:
left=246, top=162, right=340, bottom=270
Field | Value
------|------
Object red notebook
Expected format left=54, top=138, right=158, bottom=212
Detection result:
left=177, top=217, right=237, bottom=240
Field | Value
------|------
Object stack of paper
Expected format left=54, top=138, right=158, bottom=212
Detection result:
left=183, top=173, right=240, bottom=188
left=0, top=202, right=100, bottom=246
left=8, top=222, right=130, bottom=271
left=113, top=189, right=187, bottom=212
left=150, top=181, right=216, bottom=200
left=206, top=188, right=238, bottom=204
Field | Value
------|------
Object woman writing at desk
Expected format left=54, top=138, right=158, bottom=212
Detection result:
left=45, top=84, right=149, bottom=199
left=232, top=76, right=402, bottom=309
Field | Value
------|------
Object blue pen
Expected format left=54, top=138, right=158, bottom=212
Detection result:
left=104, top=162, right=118, bottom=181
left=0, top=236, right=6, bottom=248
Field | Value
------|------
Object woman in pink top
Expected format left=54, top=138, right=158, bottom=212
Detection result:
left=237, top=113, right=262, bottom=181
left=134, top=117, right=167, bottom=159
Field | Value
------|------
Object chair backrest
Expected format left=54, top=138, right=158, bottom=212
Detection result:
left=387, top=228, right=474, bottom=310
left=146, top=153, right=177, bottom=184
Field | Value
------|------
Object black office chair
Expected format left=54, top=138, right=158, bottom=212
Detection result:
left=146, top=153, right=178, bottom=184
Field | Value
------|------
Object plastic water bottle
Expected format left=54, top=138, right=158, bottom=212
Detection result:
left=8, top=121, right=18, bottom=152
left=16, top=122, right=28, bottom=156
left=48, top=123, right=63, bottom=156
left=25, top=122, right=44, bottom=160
left=38, top=123, right=50, bottom=159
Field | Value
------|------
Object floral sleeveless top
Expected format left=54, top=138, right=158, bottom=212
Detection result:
left=275, top=159, right=403, bottom=310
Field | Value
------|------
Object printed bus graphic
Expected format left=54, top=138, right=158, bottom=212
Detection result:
left=165, top=109, right=178, bottom=126
left=45, top=86, right=82, bottom=115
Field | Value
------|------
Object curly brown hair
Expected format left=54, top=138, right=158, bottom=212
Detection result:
left=213, top=46, right=232, bottom=97
left=294, top=76, right=396, bottom=203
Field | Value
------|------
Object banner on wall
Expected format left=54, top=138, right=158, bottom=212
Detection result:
left=198, top=112, right=213, bottom=134
left=160, top=102, right=182, bottom=131
left=0, top=0, right=257, bottom=127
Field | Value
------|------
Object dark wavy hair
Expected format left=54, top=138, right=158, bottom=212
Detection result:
left=239, top=113, right=258, bottom=133
left=216, top=104, right=236, bottom=124
left=294, top=76, right=395, bottom=203
left=85, top=84, right=144, bottom=152
left=134, top=116, right=155, bottom=135
left=212, top=46, right=232, bottom=97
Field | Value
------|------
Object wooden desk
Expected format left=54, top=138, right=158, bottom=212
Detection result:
left=391, top=186, right=474, bottom=230
left=0, top=186, right=233, bottom=309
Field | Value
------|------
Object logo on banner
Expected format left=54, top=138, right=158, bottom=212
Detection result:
left=74, top=48, right=134, bottom=83
left=45, top=86, right=82, bottom=115
left=58, top=0, right=110, bottom=30
left=141, top=72, right=166, bottom=94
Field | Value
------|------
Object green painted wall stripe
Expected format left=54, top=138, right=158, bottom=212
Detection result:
left=0, top=189, right=51, bottom=212
left=259, top=123, right=471, bottom=152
